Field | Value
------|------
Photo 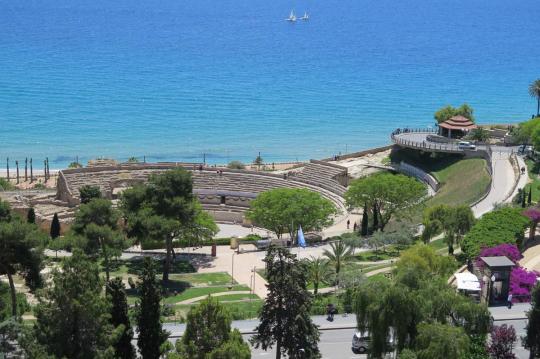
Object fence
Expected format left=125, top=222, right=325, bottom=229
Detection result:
left=395, top=161, right=440, bottom=192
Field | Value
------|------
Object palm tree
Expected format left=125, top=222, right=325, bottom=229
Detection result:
left=529, top=79, right=540, bottom=117
left=323, top=240, right=354, bottom=277
left=306, top=257, right=332, bottom=295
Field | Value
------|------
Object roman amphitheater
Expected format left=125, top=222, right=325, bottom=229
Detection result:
left=3, top=160, right=352, bottom=233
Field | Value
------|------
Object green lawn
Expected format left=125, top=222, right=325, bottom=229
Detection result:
left=163, top=285, right=250, bottom=304
left=367, top=273, right=391, bottom=284
left=524, top=159, right=540, bottom=202
left=387, top=150, right=491, bottom=228
left=168, top=272, right=233, bottom=286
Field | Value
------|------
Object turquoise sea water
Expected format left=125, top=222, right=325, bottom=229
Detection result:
left=1, top=0, right=539, bottom=168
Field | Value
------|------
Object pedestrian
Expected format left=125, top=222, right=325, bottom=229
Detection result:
left=353, top=222, right=357, bottom=232
left=346, top=219, right=350, bottom=229
left=326, top=303, right=335, bottom=321
left=507, top=293, right=513, bottom=309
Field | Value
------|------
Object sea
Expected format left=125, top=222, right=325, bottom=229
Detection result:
left=1, top=0, right=539, bottom=168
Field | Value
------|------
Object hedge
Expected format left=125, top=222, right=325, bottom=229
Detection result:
left=461, top=207, right=530, bottom=259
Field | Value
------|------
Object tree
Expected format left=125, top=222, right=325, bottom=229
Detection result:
left=227, top=160, right=245, bottom=169
left=33, top=250, right=114, bottom=358
left=68, top=161, right=82, bottom=169
left=415, top=323, right=470, bottom=359
left=136, top=257, right=168, bottom=359
left=360, top=203, right=369, bottom=236
left=323, top=240, right=354, bottom=279
left=487, top=324, right=517, bottom=359
left=253, top=153, right=263, bottom=170
left=529, top=79, right=540, bottom=117
left=246, top=188, right=337, bottom=243
left=528, top=187, right=533, bottom=206
left=0, top=218, right=44, bottom=317
left=251, top=246, right=320, bottom=359
left=107, top=278, right=135, bottom=359
left=176, top=296, right=250, bottom=359
left=207, top=329, right=251, bottom=359
left=423, top=204, right=475, bottom=255
left=305, top=257, right=332, bottom=295
left=0, top=200, right=12, bottom=222
left=72, top=198, right=119, bottom=234
left=468, top=128, right=489, bottom=142
left=27, top=208, right=36, bottom=224
left=50, top=213, right=60, bottom=239
left=345, top=173, right=426, bottom=231
left=121, top=168, right=217, bottom=282
left=523, top=285, right=540, bottom=359
left=79, top=185, right=102, bottom=204
left=461, top=207, right=530, bottom=259
left=434, top=103, right=475, bottom=123
left=71, top=199, right=126, bottom=281
left=127, top=157, right=139, bottom=163
left=523, top=207, right=540, bottom=245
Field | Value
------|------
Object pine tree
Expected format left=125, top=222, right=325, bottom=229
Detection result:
left=177, top=296, right=250, bottom=359
left=361, top=203, right=369, bottom=236
left=523, top=285, right=540, bottom=359
left=27, top=208, right=36, bottom=224
left=136, top=258, right=168, bottom=359
left=107, top=278, right=135, bottom=359
left=50, top=213, right=60, bottom=239
left=33, top=250, right=114, bottom=358
left=251, top=246, right=320, bottom=359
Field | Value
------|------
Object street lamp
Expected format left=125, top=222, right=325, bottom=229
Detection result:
left=230, top=251, right=237, bottom=289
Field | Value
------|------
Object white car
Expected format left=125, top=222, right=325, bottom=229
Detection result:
left=352, top=332, right=395, bottom=355
left=458, top=141, right=476, bottom=150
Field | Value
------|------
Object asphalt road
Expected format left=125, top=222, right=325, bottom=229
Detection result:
left=245, top=319, right=530, bottom=359
left=245, top=329, right=366, bottom=359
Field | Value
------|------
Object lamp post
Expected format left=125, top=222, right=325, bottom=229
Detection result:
left=230, top=251, right=237, bottom=289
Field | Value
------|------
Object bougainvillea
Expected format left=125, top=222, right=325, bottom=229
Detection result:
left=475, top=243, right=539, bottom=302
left=510, top=266, right=539, bottom=301
left=487, top=324, right=517, bottom=359
left=523, top=207, right=540, bottom=242
left=476, top=244, right=522, bottom=269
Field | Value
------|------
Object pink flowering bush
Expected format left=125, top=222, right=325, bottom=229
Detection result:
left=509, top=267, right=539, bottom=302
left=476, top=243, right=539, bottom=302
left=475, top=244, right=522, bottom=270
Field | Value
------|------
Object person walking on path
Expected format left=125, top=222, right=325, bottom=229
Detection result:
left=353, top=222, right=357, bottom=232
left=507, top=293, right=513, bottom=309
left=346, top=219, right=350, bottom=229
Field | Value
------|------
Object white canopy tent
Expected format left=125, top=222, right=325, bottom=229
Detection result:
left=455, top=271, right=481, bottom=292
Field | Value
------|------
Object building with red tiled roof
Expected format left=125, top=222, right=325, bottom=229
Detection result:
left=438, top=115, right=477, bottom=138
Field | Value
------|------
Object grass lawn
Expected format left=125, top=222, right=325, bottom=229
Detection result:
left=524, top=159, right=540, bottom=202
left=387, top=150, right=491, bottom=227
left=367, top=273, right=391, bottom=284
left=354, top=247, right=402, bottom=262
left=168, top=272, right=233, bottom=286
left=163, top=285, right=250, bottom=304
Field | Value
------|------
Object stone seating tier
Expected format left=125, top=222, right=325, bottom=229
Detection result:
left=58, top=167, right=347, bottom=216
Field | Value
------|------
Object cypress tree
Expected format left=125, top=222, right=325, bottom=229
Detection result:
left=360, top=204, right=369, bottom=236
left=528, top=187, right=533, bottom=206
left=251, top=246, right=320, bottom=359
left=523, top=285, right=540, bottom=359
left=522, top=189, right=527, bottom=208
left=136, top=258, right=168, bottom=359
left=27, top=208, right=36, bottom=224
left=372, top=202, right=379, bottom=232
left=50, top=213, right=60, bottom=239
left=107, top=278, right=135, bottom=359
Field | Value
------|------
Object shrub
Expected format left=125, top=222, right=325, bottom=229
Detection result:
left=227, top=161, right=245, bottom=170
left=461, top=207, right=529, bottom=259
left=476, top=244, right=522, bottom=269
left=0, top=178, right=14, bottom=191
left=510, top=267, right=539, bottom=301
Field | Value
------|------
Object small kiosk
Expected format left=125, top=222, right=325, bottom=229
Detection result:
left=479, top=256, right=515, bottom=306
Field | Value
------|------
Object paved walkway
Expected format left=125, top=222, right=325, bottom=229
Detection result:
left=472, top=149, right=519, bottom=218
left=176, top=290, right=252, bottom=305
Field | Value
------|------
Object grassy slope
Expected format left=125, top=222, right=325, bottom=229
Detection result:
left=389, top=149, right=490, bottom=226
left=524, top=159, right=540, bottom=202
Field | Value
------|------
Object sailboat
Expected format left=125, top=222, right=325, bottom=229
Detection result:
left=286, top=10, right=296, bottom=22
left=300, top=11, right=309, bottom=20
